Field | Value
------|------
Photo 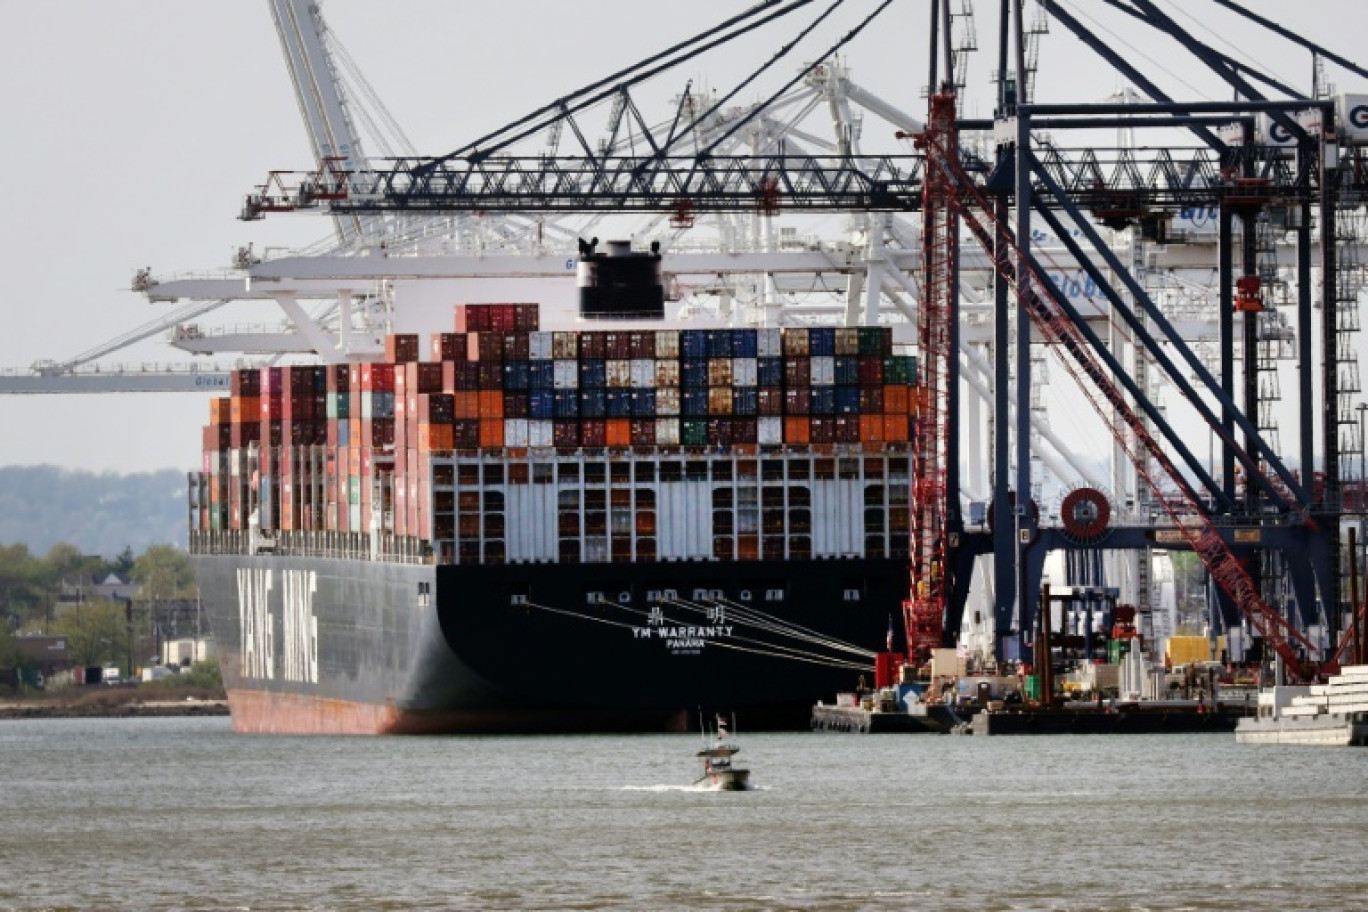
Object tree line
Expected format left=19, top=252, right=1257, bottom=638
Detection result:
left=0, top=541, right=198, bottom=677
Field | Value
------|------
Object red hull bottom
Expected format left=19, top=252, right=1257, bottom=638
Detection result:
left=224, top=689, right=699, bottom=735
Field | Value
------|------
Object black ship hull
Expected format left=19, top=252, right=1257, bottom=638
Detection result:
left=196, top=553, right=907, bottom=733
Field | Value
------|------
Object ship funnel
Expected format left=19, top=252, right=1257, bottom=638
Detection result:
left=576, top=238, right=664, bottom=321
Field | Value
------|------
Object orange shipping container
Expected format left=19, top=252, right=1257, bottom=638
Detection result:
left=479, top=418, right=505, bottom=448
left=454, top=391, right=480, bottom=419
left=883, top=385, right=909, bottom=415
left=883, top=414, right=910, bottom=442
left=478, top=390, right=504, bottom=419
left=784, top=417, right=811, bottom=444
left=416, top=423, right=455, bottom=451
left=209, top=397, right=232, bottom=425
left=605, top=418, right=632, bottom=447
left=859, top=414, right=885, bottom=442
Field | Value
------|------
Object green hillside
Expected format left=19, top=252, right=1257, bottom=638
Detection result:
left=0, top=467, right=186, bottom=557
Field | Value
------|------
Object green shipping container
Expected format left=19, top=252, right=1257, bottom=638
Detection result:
left=681, top=418, right=709, bottom=446
left=1024, top=674, right=1041, bottom=701
left=1108, top=638, right=1133, bottom=664
left=348, top=475, right=361, bottom=505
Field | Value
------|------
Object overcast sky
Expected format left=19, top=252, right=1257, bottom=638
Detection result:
left=0, top=0, right=1360, bottom=475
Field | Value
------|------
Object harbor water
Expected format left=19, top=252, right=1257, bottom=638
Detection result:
left=1, top=717, right=1366, bottom=911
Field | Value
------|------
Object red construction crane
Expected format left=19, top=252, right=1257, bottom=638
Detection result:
left=915, top=116, right=1321, bottom=682
left=902, top=91, right=959, bottom=668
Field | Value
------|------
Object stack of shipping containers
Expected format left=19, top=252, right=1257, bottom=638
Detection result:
left=194, top=303, right=919, bottom=560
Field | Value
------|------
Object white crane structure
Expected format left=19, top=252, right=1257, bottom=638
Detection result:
left=3, top=0, right=1364, bottom=634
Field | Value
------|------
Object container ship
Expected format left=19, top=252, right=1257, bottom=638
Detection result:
left=189, top=244, right=922, bottom=733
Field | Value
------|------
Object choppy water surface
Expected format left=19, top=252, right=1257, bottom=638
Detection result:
left=1, top=717, right=1366, bottom=911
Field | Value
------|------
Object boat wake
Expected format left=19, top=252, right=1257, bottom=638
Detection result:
left=620, top=783, right=764, bottom=793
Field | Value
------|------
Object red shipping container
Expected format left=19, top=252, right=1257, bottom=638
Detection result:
left=784, top=358, right=811, bottom=386
left=858, top=356, right=884, bottom=386
left=415, top=362, right=444, bottom=393
left=514, top=303, right=541, bottom=331
left=834, top=415, right=860, bottom=443
left=630, top=418, right=656, bottom=446
left=260, top=366, right=284, bottom=394
left=264, top=420, right=284, bottom=448
left=503, top=392, right=529, bottom=419
left=503, top=332, right=531, bottom=361
left=553, top=420, right=581, bottom=448
left=733, top=418, right=758, bottom=445
left=628, top=331, right=656, bottom=359
left=810, top=416, right=835, bottom=444
left=468, top=332, right=505, bottom=362
left=758, top=388, right=784, bottom=417
left=580, top=332, right=607, bottom=359
left=783, top=417, right=810, bottom=444
left=419, top=393, right=455, bottom=423
left=477, top=362, right=503, bottom=390
left=859, top=387, right=884, bottom=414
left=431, top=332, right=468, bottom=362
left=707, top=418, right=733, bottom=447
left=453, top=304, right=493, bottom=333
left=231, top=369, right=261, bottom=397
left=580, top=418, right=607, bottom=448
left=784, top=388, right=811, bottom=415
left=329, top=364, right=350, bottom=393
left=446, top=360, right=479, bottom=390
left=478, top=419, right=505, bottom=448
left=385, top=333, right=420, bottom=363
left=605, top=418, right=632, bottom=447
left=206, top=424, right=231, bottom=450
left=261, top=393, right=284, bottom=421
left=452, top=419, right=480, bottom=449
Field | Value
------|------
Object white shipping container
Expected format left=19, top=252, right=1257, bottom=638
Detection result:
left=230, top=450, right=242, bottom=475
left=655, top=360, right=680, bottom=387
left=606, top=359, right=632, bottom=388
left=655, top=417, right=681, bottom=445
left=529, top=420, right=554, bottom=448
left=732, top=358, right=758, bottom=387
left=553, top=360, right=579, bottom=389
left=756, top=327, right=781, bottom=358
left=811, top=356, right=835, bottom=386
left=655, top=330, right=680, bottom=358
left=630, top=359, right=656, bottom=388
left=758, top=416, right=783, bottom=444
left=505, top=484, right=557, bottom=563
left=656, top=388, right=681, bottom=415
left=504, top=419, right=530, bottom=448
left=529, top=331, right=553, bottom=360
left=360, top=393, right=373, bottom=420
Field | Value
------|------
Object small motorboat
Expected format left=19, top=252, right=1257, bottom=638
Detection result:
left=695, top=714, right=751, bottom=791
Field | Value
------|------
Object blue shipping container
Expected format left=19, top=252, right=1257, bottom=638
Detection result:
left=528, top=360, right=554, bottom=389
left=757, top=357, right=783, bottom=387
left=811, top=387, right=835, bottom=415
left=733, top=388, right=758, bottom=416
left=530, top=390, right=555, bottom=420
left=579, top=360, right=607, bottom=388
left=834, top=356, right=860, bottom=386
left=681, top=358, right=710, bottom=388
left=730, top=329, right=758, bottom=358
left=681, top=330, right=708, bottom=359
left=553, top=390, right=580, bottom=419
left=809, top=327, right=836, bottom=357
left=834, top=386, right=860, bottom=415
left=706, top=329, right=731, bottom=358
left=631, top=389, right=657, bottom=417
left=606, top=389, right=633, bottom=418
left=579, top=389, right=607, bottom=419
left=682, top=388, right=710, bottom=417
left=503, top=361, right=531, bottom=390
